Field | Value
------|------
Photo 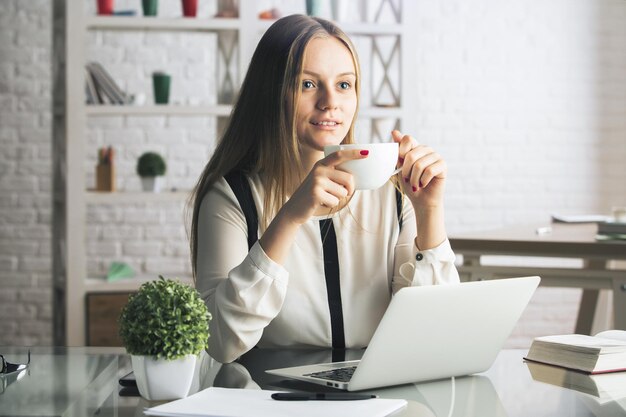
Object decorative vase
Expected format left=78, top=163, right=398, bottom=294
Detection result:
left=97, top=0, right=114, bottom=15
left=152, top=72, right=171, bottom=104
left=140, top=176, right=162, bottom=192
left=305, top=0, right=323, bottom=17
left=142, top=0, right=158, bottom=16
left=181, top=0, right=198, bottom=17
left=131, top=354, right=197, bottom=400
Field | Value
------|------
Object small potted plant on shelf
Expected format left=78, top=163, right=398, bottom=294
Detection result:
left=119, top=276, right=210, bottom=400
left=137, top=151, right=166, bottom=192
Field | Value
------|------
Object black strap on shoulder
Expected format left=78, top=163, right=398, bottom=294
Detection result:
left=224, top=171, right=259, bottom=250
left=319, top=218, right=346, bottom=349
left=395, top=188, right=403, bottom=231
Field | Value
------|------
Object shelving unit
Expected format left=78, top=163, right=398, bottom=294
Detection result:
left=84, top=190, right=190, bottom=204
left=53, top=0, right=415, bottom=346
left=85, top=104, right=232, bottom=116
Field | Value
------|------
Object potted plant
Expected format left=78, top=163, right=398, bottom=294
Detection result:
left=137, top=151, right=166, bottom=192
left=119, top=276, right=210, bottom=400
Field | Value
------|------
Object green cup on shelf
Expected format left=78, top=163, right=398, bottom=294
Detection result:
left=152, top=72, right=171, bottom=104
left=306, top=0, right=323, bottom=16
left=142, top=0, right=158, bottom=16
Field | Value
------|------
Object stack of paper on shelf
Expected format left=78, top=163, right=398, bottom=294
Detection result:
left=143, top=387, right=407, bottom=417
left=525, top=333, right=626, bottom=374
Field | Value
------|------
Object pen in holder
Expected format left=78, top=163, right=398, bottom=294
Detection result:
left=96, top=146, right=116, bottom=192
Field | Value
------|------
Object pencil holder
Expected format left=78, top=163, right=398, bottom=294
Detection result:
left=96, top=163, right=116, bottom=192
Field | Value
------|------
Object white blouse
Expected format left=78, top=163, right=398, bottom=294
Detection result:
left=195, top=175, right=460, bottom=363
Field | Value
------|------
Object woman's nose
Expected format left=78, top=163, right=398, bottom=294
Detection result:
left=316, top=89, right=338, bottom=111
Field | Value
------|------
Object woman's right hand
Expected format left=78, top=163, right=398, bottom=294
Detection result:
left=281, top=149, right=368, bottom=225
left=259, top=149, right=367, bottom=263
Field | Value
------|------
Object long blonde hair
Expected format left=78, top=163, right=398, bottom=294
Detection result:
left=189, top=15, right=361, bottom=278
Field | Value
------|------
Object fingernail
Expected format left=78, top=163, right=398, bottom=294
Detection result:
left=398, top=157, right=404, bottom=163
left=412, top=186, right=417, bottom=192
left=404, top=177, right=409, bottom=183
left=419, top=181, right=423, bottom=188
left=360, top=150, right=369, bottom=156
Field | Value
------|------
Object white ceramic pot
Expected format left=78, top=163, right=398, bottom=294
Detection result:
left=131, top=354, right=197, bottom=400
left=140, top=176, right=162, bottom=192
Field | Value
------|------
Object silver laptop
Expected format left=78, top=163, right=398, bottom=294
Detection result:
left=266, top=276, right=540, bottom=391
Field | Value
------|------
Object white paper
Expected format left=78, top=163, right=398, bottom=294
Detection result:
left=143, top=387, right=407, bottom=417
left=537, top=334, right=626, bottom=348
left=595, top=330, right=626, bottom=342
left=551, top=214, right=612, bottom=223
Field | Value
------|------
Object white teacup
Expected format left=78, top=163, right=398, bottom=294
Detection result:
left=323, top=143, right=399, bottom=190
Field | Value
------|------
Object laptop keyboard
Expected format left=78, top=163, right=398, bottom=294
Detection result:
left=303, top=366, right=357, bottom=382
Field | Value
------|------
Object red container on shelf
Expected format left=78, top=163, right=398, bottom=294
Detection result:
left=182, top=0, right=198, bottom=17
left=97, top=0, right=114, bottom=15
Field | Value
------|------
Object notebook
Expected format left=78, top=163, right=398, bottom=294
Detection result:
left=267, top=276, right=540, bottom=391
left=143, top=387, right=407, bottom=417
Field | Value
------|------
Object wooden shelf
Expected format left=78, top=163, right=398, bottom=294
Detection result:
left=85, top=190, right=190, bottom=204
left=256, top=20, right=403, bottom=35
left=85, top=104, right=232, bottom=116
left=85, top=16, right=240, bottom=31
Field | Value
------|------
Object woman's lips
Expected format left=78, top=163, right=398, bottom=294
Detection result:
left=311, top=120, right=341, bottom=129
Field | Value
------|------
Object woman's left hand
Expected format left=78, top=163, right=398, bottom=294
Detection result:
left=392, top=130, right=447, bottom=208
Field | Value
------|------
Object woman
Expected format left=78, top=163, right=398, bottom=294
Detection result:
left=190, top=15, right=459, bottom=364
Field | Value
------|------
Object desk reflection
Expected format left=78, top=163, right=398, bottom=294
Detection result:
left=192, top=349, right=508, bottom=417
left=526, top=361, right=626, bottom=417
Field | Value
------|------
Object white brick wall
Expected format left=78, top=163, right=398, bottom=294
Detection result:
left=1, top=0, right=625, bottom=347
left=0, top=0, right=52, bottom=346
left=409, top=0, right=626, bottom=347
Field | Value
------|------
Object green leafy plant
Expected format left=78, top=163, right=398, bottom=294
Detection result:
left=136, top=152, right=167, bottom=177
left=119, top=276, right=210, bottom=360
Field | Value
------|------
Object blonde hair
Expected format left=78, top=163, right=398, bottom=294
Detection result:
left=189, top=15, right=361, bottom=278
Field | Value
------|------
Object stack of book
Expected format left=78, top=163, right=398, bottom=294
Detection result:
left=85, top=62, right=133, bottom=105
left=525, top=332, right=626, bottom=374
left=525, top=332, right=626, bottom=402
left=597, top=221, right=626, bottom=241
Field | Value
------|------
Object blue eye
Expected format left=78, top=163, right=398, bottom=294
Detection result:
left=302, top=80, right=315, bottom=89
left=339, top=81, right=351, bottom=90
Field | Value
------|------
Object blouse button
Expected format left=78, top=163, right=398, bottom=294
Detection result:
left=415, top=253, right=424, bottom=261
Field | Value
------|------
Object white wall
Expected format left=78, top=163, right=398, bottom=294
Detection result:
left=0, top=0, right=624, bottom=346
left=413, top=0, right=626, bottom=231
left=0, top=0, right=53, bottom=345
left=411, top=0, right=626, bottom=345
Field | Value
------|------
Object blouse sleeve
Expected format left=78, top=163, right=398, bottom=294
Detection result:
left=195, top=178, right=289, bottom=363
left=391, top=195, right=460, bottom=294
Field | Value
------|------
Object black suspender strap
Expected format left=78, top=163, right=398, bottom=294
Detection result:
left=319, top=218, right=346, bottom=349
left=395, top=188, right=403, bottom=231
left=224, top=171, right=259, bottom=250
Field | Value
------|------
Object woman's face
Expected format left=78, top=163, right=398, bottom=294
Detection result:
left=295, top=36, right=357, bottom=153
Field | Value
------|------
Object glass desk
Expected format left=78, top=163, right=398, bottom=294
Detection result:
left=1, top=346, right=625, bottom=417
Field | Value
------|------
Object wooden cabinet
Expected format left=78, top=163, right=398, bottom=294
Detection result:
left=86, top=292, right=134, bottom=346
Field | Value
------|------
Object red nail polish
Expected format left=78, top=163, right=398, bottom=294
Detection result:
left=404, top=177, right=409, bottom=183
left=360, top=150, right=369, bottom=156
left=398, top=157, right=404, bottom=163
left=412, top=186, right=417, bottom=192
